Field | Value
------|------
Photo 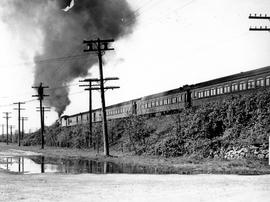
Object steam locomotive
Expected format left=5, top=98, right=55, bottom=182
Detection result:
left=60, top=66, right=270, bottom=127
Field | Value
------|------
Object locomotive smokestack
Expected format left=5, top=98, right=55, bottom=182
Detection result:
left=3, top=0, right=136, bottom=116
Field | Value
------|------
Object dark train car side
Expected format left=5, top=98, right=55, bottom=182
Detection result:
left=190, top=66, right=270, bottom=106
left=61, top=66, right=270, bottom=127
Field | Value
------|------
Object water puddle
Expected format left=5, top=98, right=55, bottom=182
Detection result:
left=0, top=156, right=178, bottom=175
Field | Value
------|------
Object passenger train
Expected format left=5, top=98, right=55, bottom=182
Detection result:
left=60, top=66, right=270, bottom=127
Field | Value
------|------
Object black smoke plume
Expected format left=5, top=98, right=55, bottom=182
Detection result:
left=3, top=0, right=136, bottom=116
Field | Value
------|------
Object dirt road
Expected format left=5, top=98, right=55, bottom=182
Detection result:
left=0, top=172, right=270, bottom=202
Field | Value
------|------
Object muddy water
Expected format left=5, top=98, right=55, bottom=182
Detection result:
left=0, top=156, right=179, bottom=175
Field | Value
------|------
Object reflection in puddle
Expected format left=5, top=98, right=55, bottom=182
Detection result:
left=0, top=156, right=177, bottom=175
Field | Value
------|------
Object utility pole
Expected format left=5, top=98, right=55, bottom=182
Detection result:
left=249, top=14, right=270, bottom=31
left=14, top=102, right=25, bottom=146
left=32, top=82, right=49, bottom=149
left=83, top=38, right=116, bottom=156
left=20, top=117, right=28, bottom=140
left=87, top=79, right=120, bottom=154
left=79, top=78, right=119, bottom=151
left=10, top=125, right=15, bottom=143
left=79, top=78, right=99, bottom=148
left=36, top=107, right=50, bottom=132
left=3, top=112, right=11, bottom=145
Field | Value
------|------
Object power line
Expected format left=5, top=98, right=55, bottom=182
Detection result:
left=0, top=53, right=92, bottom=69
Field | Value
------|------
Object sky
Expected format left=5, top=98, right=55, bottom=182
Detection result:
left=0, top=0, right=270, bottom=133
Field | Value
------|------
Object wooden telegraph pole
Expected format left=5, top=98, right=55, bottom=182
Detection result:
left=13, top=102, right=25, bottom=146
left=32, top=83, right=49, bottom=149
left=10, top=125, right=15, bottom=143
left=20, top=117, right=28, bottom=140
left=36, top=107, right=51, bottom=131
left=83, top=38, right=118, bottom=156
left=3, top=112, right=11, bottom=145
left=79, top=78, right=99, bottom=148
left=79, top=78, right=119, bottom=153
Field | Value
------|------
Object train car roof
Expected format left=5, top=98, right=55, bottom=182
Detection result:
left=61, top=98, right=141, bottom=118
left=141, top=87, right=185, bottom=101
left=106, top=98, right=141, bottom=109
left=192, top=66, right=270, bottom=89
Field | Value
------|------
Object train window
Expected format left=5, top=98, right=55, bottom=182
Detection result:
left=210, top=88, right=216, bottom=96
left=224, top=85, right=230, bottom=93
left=168, top=98, right=171, bottom=104
left=232, top=83, right=238, bottom=91
left=247, top=80, right=255, bottom=89
left=147, top=102, right=151, bottom=108
left=155, top=100, right=159, bottom=106
left=198, top=91, right=204, bottom=98
left=217, top=87, right=223, bottom=95
left=164, top=99, right=168, bottom=105
left=204, top=89, right=210, bottom=97
left=256, top=78, right=264, bottom=87
left=159, top=100, right=163, bottom=105
left=172, top=97, right=177, bottom=103
left=266, top=77, right=270, bottom=86
left=239, top=82, right=246, bottom=90
left=151, top=101, right=155, bottom=107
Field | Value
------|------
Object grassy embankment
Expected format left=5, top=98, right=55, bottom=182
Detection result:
left=1, top=89, right=270, bottom=174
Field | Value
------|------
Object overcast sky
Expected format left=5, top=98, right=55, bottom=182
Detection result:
left=0, top=0, right=270, bottom=132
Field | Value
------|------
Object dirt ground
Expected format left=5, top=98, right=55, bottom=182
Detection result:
left=1, top=172, right=270, bottom=202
